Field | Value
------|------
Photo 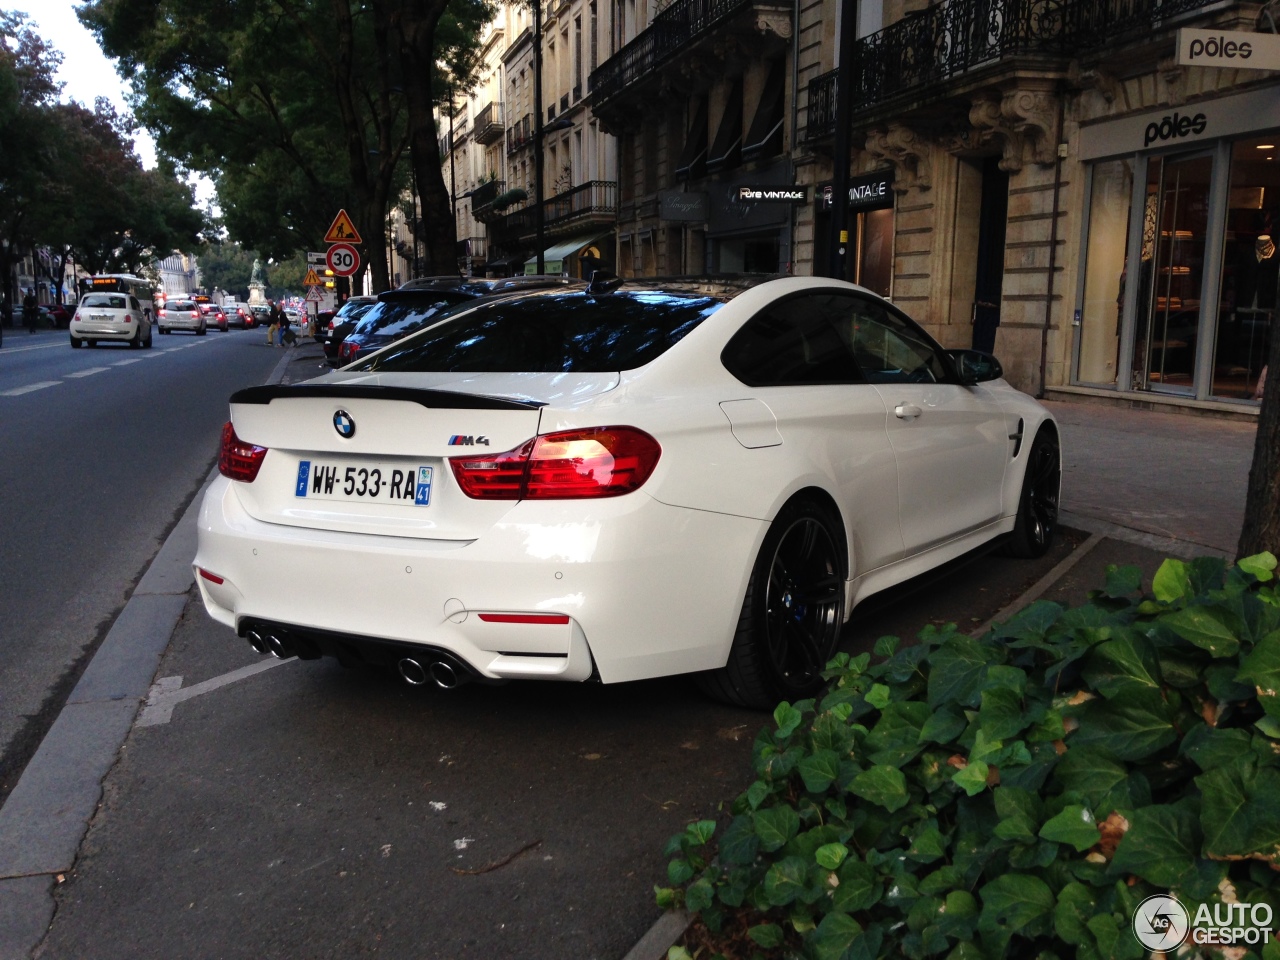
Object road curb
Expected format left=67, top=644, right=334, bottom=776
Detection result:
left=0, top=348, right=296, bottom=960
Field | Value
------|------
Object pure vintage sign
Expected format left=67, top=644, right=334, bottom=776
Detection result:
left=736, top=185, right=809, bottom=203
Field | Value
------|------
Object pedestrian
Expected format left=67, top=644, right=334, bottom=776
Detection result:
left=276, top=307, right=290, bottom=347
left=265, top=300, right=280, bottom=346
left=22, top=289, right=37, bottom=334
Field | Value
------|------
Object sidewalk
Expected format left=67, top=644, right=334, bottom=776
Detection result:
left=0, top=358, right=1259, bottom=959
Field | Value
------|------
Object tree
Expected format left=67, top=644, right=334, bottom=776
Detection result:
left=1237, top=340, right=1280, bottom=557
left=196, top=240, right=257, bottom=300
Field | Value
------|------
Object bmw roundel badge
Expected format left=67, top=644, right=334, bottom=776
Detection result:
left=333, top=409, right=356, bottom=438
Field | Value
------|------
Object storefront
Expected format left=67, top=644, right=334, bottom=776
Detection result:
left=705, top=159, right=798, bottom=275
left=812, top=170, right=895, bottom=297
left=1073, top=84, right=1280, bottom=404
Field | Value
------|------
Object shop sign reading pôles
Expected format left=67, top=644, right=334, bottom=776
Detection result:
left=1177, top=28, right=1280, bottom=70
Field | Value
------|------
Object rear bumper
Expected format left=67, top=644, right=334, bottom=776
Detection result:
left=70, top=320, right=137, bottom=340
left=193, top=475, right=765, bottom=685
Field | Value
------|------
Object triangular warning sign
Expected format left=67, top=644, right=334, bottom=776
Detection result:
left=323, top=209, right=362, bottom=244
left=303, top=268, right=322, bottom=286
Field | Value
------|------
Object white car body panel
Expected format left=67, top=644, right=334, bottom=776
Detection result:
left=70, top=295, right=151, bottom=344
left=194, top=276, right=1058, bottom=688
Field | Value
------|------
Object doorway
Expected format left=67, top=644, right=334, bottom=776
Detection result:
left=972, top=156, right=1009, bottom=354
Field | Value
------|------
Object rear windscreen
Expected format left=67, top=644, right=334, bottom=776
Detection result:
left=354, top=293, right=476, bottom=338
left=82, top=294, right=127, bottom=309
left=353, top=290, right=722, bottom=373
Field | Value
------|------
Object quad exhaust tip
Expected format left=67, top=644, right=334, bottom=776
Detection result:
left=246, top=627, right=295, bottom=660
left=397, top=657, right=465, bottom=690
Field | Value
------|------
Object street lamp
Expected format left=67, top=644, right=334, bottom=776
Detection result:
left=531, top=0, right=575, bottom=275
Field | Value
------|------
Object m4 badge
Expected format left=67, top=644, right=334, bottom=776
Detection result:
left=448, top=435, right=490, bottom=446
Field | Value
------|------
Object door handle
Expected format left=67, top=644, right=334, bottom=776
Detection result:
left=895, top=403, right=922, bottom=420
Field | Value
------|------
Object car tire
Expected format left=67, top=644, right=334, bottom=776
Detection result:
left=197, top=324, right=206, bottom=336
left=159, top=326, right=168, bottom=335
left=698, top=497, right=846, bottom=709
left=70, top=336, right=82, bottom=349
left=1000, top=425, right=1061, bottom=559
left=143, top=330, right=153, bottom=348
left=87, top=339, right=97, bottom=348
left=129, top=327, right=141, bottom=349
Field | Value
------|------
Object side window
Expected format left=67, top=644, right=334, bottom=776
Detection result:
left=844, top=298, right=949, bottom=384
left=130, top=296, right=141, bottom=311
left=721, top=293, right=865, bottom=386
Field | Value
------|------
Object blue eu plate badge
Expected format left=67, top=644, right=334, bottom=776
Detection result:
left=415, top=466, right=433, bottom=505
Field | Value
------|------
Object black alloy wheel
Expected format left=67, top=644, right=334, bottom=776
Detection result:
left=1003, top=427, right=1061, bottom=559
left=700, top=498, right=846, bottom=708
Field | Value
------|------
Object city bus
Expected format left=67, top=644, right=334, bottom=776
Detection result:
left=80, top=275, right=157, bottom=319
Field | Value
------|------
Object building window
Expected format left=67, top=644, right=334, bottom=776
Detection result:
left=1076, top=159, right=1132, bottom=386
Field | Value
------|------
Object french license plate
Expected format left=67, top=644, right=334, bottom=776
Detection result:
left=295, top=460, right=432, bottom=506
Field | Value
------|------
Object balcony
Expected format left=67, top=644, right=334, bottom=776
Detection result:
left=589, top=0, right=791, bottom=126
left=506, top=114, right=534, bottom=155
left=468, top=179, right=508, bottom=223
left=490, top=181, right=618, bottom=243
left=805, top=0, right=1230, bottom=135
left=474, top=102, right=504, bottom=145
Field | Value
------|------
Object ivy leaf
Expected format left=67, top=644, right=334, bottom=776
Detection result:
left=1053, top=881, right=1097, bottom=945
left=1065, top=688, right=1178, bottom=761
left=747, top=923, right=785, bottom=948
left=978, top=873, right=1054, bottom=934
left=1038, top=804, right=1099, bottom=852
left=1053, top=747, right=1129, bottom=812
left=685, top=820, right=716, bottom=846
left=1082, top=631, right=1162, bottom=698
left=754, top=805, right=800, bottom=853
left=810, top=911, right=863, bottom=960
left=667, top=858, right=694, bottom=885
left=744, top=779, right=770, bottom=811
left=850, top=764, right=910, bottom=812
left=866, top=683, right=892, bottom=710
left=874, top=635, right=901, bottom=657
left=907, top=825, right=947, bottom=863
left=1197, top=762, right=1280, bottom=859
left=774, top=701, right=804, bottom=738
left=1159, top=605, right=1241, bottom=658
left=1181, top=726, right=1255, bottom=773
left=952, top=760, right=990, bottom=796
left=798, top=749, right=842, bottom=794
left=991, top=599, right=1062, bottom=646
left=919, top=705, right=968, bottom=746
left=1104, top=564, right=1143, bottom=598
left=864, top=701, right=932, bottom=767
left=832, top=860, right=880, bottom=913
left=980, top=686, right=1029, bottom=741
left=814, top=843, right=848, bottom=871
left=1110, top=800, right=1199, bottom=886
left=993, top=787, right=1041, bottom=841
left=1238, top=552, right=1278, bottom=582
left=718, top=815, right=761, bottom=866
left=1152, top=558, right=1190, bottom=602
left=685, top=876, right=714, bottom=913
left=928, top=635, right=992, bottom=709
left=1238, top=631, right=1280, bottom=719
left=762, top=855, right=810, bottom=906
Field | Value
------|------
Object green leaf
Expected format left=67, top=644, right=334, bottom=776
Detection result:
left=952, top=760, right=990, bottom=796
left=1238, top=632, right=1280, bottom=719
left=1153, top=558, right=1190, bottom=602
left=1159, top=605, right=1241, bottom=657
left=980, top=686, right=1029, bottom=741
left=866, top=683, right=892, bottom=710
left=1197, top=762, right=1280, bottom=859
left=1082, top=631, right=1162, bottom=698
left=1038, top=804, right=1099, bottom=852
left=978, top=873, right=1054, bottom=934
left=763, top=855, right=810, bottom=906
left=744, top=779, right=769, bottom=810
left=993, top=787, right=1041, bottom=841
left=775, top=701, right=804, bottom=738
left=1258, top=714, right=1280, bottom=739
left=945, top=889, right=978, bottom=918
left=718, top=815, right=760, bottom=866
left=1065, top=688, right=1178, bottom=761
left=1181, top=726, right=1255, bottom=773
left=864, top=701, right=932, bottom=767
left=928, top=635, right=993, bottom=709
left=685, top=820, right=715, bottom=846
left=753, top=805, right=800, bottom=853
left=1110, top=801, right=1199, bottom=886
left=850, top=764, right=910, bottom=812
left=1053, top=882, right=1097, bottom=945
left=992, top=599, right=1063, bottom=645
left=747, top=923, right=785, bottom=948
left=667, top=858, right=694, bottom=885
left=919, top=705, right=968, bottom=746
left=1238, top=552, right=1278, bottom=582
left=907, top=825, right=947, bottom=863
left=1053, top=747, right=1129, bottom=812
left=815, top=842, right=848, bottom=870
left=685, top=876, right=714, bottom=913
left=875, top=634, right=902, bottom=656
left=832, top=859, right=880, bottom=913
left=810, top=912, right=863, bottom=960
left=655, top=885, right=679, bottom=910
left=799, top=749, right=842, bottom=794
left=667, top=946, right=693, bottom=960
left=1104, top=564, right=1143, bottom=598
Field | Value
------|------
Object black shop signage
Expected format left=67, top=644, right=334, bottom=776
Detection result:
left=822, top=172, right=895, bottom=211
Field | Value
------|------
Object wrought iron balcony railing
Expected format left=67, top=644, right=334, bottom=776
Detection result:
left=589, top=0, right=756, bottom=107
left=473, top=102, right=504, bottom=145
left=805, top=0, right=1229, bottom=135
left=491, top=180, right=619, bottom=239
left=506, top=114, right=534, bottom=155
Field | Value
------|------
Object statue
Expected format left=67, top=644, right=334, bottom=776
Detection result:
left=250, top=258, right=265, bottom=284
left=248, top=257, right=267, bottom=306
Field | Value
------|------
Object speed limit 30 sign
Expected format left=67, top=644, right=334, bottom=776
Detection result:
left=326, top=242, right=361, bottom=277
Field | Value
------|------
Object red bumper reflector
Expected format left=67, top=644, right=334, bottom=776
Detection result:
left=198, top=568, right=225, bottom=585
left=477, top=613, right=570, bottom=625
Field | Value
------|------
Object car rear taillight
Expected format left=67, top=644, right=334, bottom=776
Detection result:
left=339, top=341, right=360, bottom=361
left=450, top=427, right=661, bottom=500
left=157, top=308, right=167, bottom=317
left=219, top=422, right=268, bottom=483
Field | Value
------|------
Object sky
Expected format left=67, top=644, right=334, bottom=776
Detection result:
left=10, top=1, right=217, bottom=206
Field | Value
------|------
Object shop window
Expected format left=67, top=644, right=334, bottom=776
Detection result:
left=1076, top=159, right=1133, bottom=386
left=717, top=233, right=780, bottom=274
left=1212, top=136, right=1280, bottom=401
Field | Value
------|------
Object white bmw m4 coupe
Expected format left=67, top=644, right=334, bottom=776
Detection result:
left=194, top=276, right=1060, bottom=708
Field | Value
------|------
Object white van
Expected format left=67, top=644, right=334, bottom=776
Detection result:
left=69, top=292, right=154, bottom=349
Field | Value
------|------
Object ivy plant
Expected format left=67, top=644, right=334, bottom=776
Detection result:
left=658, top=554, right=1280, bottom=960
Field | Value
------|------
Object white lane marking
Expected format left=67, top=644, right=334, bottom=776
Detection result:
left=0, top=341, right=66, bottom=356
left=112, top=358, right=144, bottom=366
left=65, top=366, right=109, bottom=378
left=1, top=380, right=61, bottom=396
left=160, top=347, right=185, bottom=353
left=136, top=658, right=292, bottom=726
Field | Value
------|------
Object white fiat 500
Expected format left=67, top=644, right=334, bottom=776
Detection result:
left=194, top=277, right=1060, bottom=707
left=69, top=292, right=153, bottom=349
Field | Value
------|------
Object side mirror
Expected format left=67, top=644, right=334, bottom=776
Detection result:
left=948, top=349, right=1003, bottom=384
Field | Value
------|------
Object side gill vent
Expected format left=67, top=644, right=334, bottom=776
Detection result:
left=1009, top=418, right=1025, bottom=459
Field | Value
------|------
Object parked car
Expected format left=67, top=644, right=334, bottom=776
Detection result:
left=69, top=292, right=154, bottom=348
left=39, top=303, right=72, bottom=328
left=194, top=276, right=1060, bottom=708
left=157, top=299, right=205, bottom=335
left=330, top=277, right=587, bottom=367
left=319, top=296, right=378, bottom=364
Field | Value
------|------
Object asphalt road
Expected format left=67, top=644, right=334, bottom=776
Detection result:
left=0, top=327, right=282, bottom=803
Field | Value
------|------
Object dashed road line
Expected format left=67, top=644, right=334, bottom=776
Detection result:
left=111, top=358, right=144, bottom=366
left=65, top=367, right=109, bottom=378
left=0, top=341, right=66, bottom=356
left=1, top=380, right=60, bottom=396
